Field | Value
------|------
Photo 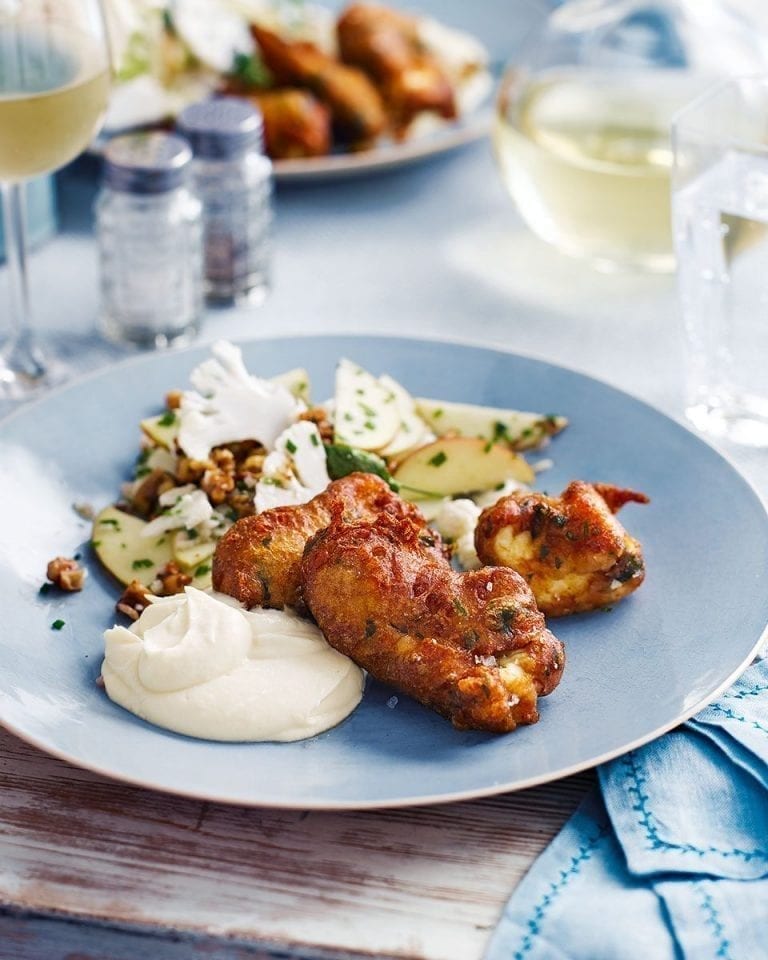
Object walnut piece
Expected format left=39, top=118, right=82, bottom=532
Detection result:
left=131, top=468, right=176, bottom=517
left=46, top=556, right=86, bottom=592
left=116, top=579, right=153, bottom=620
left=201, top=448, right=237, bottom=505
left=154, top=562, right=192, bottom=596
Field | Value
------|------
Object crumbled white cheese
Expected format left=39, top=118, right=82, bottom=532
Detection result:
left=141, top=484, right=217, bottom=538
left=254, top=421, right=330, bottom=513
left=172, top=0, right=254, bottom=72
left=431, top=498, right=482, bottom=571
left=178, top=341, right=301, bottom=460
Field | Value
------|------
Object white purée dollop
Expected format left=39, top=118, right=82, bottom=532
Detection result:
left=102, top=587, right=364, bottom=741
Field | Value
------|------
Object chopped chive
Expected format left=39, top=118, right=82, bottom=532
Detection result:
left=428, top=451, right=447, bottom=467
left=195, top=563, right=211, bottom=577
left=51, top=619, right=65, bottom=631
left=132, top=558, right=153, bottom=570
left=99, top=518, right=120, bottom=528
left=310, top=433, right=319, bottom=447
left=158, top=411, right=177, bottom=427
left=285, top=439, right=298, bottom=455
left=452, top=598, right=468, bottom=616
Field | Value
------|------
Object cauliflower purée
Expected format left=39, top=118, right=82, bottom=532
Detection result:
left=102, top=587, right=364, bottom=741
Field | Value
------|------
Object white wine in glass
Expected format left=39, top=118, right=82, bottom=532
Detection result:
left=0, top=2, right=111, bottom=399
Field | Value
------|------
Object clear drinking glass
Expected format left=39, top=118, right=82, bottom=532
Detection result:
left=494, top=0, right=767, bottom=273
left=672, top=77, right=768, bottom=446
left=0, top=0, right=111, bottom=399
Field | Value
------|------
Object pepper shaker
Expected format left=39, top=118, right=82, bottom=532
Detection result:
left=177, top=97, right=273, bottom=306
left=96, top=132, right=204, bottom=348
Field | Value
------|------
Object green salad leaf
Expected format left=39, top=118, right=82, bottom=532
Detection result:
left=324, top=444, right=399, bottom=491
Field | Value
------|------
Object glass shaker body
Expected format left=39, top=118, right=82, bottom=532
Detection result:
left=192, top=151, right=272, bottom=305
left=177, top=98, right=272, bottom=306
left=494, top=0, right=768, bottom=272
left=96, top=133, right=204, bottom=348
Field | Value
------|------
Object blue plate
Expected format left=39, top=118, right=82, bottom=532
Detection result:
left=1, top=335, right=767, bottom=809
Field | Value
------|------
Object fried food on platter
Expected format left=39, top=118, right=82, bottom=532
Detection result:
left=475, top=481, right=649, bottom=617
left=253, top=88, right=331, bottom=159
left=337, top=3, right=457, bottom=137
left=212, top=472, right=437, bottom=610
left=251, top=24, right=387, bottom=144
left=302, top=512, right=564, bottom=732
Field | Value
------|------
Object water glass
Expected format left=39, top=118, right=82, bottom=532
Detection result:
left=672, top=77, right=768, bottom=446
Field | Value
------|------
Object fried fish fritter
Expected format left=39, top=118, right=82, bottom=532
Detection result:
left=337, top=3, right=457, bottom=137
left=302, top=511, right=564, bottom=732
left=251, top=24, right=387, bottom=144
left=212, top=472, right=434, bottom=610
left=252, top=88, right=331, bottom=159
left=475, top=481, right=648, bottom=617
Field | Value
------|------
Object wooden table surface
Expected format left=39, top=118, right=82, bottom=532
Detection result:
left=0, top=726, right=590, bottom=960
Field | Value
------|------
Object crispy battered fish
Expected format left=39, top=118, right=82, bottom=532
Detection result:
left=251, top=24, right=386, bottom=144
left=337, top=3, right=457, bottom=136
left=475, top=481, right=648, bottom=617
left=252, top=88, right=331, bottom=159
left=302, top=512, right=564, bottom=732
left=212, top=473, right=434, bottom=610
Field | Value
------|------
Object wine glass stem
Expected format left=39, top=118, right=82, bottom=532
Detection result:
left=1, top=180, right=46, bottom=381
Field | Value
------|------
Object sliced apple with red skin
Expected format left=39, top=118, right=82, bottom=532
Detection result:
left=392, top=436, right=535, bottom=501
left=415, top=397, right=567, bottom=451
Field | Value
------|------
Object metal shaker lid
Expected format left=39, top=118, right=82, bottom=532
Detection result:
left=177, top=97, right=264, bottom=159
left=103, top=132, right=193, bottom=194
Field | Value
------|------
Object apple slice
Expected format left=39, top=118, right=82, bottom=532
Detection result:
left=333, top=359, right=400, bottom=451
left=415, top=398, right=567, bottom=451
left=92, top=506, right=213, bottom=590
left=377, top=374, right=434, bottom=458
left=269, top=367, right=312, bottom=405
left=140, top=411, right=180, bottom=451
left=171, top=530, right=217, bottom=573
left=392, top=437, right=534, bottom=499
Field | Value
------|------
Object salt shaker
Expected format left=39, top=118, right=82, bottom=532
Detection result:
left=96, top=132, right=203, bottom=348
left=177, top=98, right=272, bottom=305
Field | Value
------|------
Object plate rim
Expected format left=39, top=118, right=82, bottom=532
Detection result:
left=2, top=331, right=767, bottom=809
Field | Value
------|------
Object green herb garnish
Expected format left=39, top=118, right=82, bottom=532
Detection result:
left=231, top=51, right=272, bottom=88
left=428, top=451, right=447, bottom=468
left=51, top=619, right=65, bottom=631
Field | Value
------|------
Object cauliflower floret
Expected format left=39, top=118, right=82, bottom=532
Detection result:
left=254, top=422, right=330, bottom=513
left=431, top=498, right=482, bottom=571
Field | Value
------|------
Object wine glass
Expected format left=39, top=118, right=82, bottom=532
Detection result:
left=0, top=0, right=111, bottom=399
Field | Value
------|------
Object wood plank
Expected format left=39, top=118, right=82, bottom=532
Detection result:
left=0, top=728, right=591, bottom=959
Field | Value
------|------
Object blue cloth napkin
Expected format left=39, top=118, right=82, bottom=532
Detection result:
left=485, top=655, right=768, bottom=960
